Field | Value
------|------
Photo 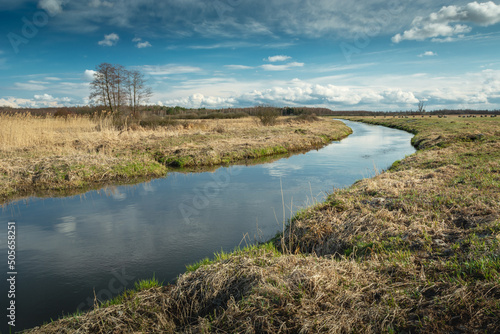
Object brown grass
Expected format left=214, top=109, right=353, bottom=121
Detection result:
left=0, top=113, right=351, bottom=204
left=26, top=116, right=500, bottom=333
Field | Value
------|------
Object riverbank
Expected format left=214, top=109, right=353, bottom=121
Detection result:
left=27, top=116, right=500, bottom=333
left=0, top=114, right=351, bottom=204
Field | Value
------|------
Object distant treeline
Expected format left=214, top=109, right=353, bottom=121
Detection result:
left=1, top=105, right=499, bottom=118
left=331, top=109, right=500, bottom=116
left=0, top=105, right=333, bottom=118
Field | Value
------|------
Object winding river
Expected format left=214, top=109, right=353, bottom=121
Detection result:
left=0, top=120, right=415, bottom=331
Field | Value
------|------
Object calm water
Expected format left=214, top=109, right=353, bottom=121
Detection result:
left=0, top=120, right=415, bottom=331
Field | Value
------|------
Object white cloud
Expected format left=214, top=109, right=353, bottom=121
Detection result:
left=45, top=77, right=61, bottom=81
left=34, top=93, right=56, bottom=101
left=31, top=1, right=415, bottom=41
left=28, top=80, right=49, bottom=84
left=0, top=98, right=21, bottom=108
left=0, top=95, right=75, bottom=108
left=136, top=41, right=152, bottom=48
left=38, top=0, right=64, bottom=15
left=90, top=0, right=113, bottom=8
left=418, top=51, right=437, bottom=57
left=160, top=70, right=500, bottom=110
left=265, top=55, right=291, bottom=62
left=14, top=82, right=46, bottom=91
left=98, top=33, right=119, bottom=46
left=133, top=37, right=152, bottom=48
left=237, top=79, right=384, bottom=106
left=163, top=93, right=236, bottom=108
left=261, top=62, right=304, bottom=71
left=139, top=64, right=203, bottom=75
left=392, top=1, right=500, bottom=43
left=224, top=65, right=253, bottom=70
left=383, top=89, right=419, bottom=104
left=83, top=70, right=97, bottom=81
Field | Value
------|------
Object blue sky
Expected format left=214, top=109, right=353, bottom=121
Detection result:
left=1, top=0, right=500, bottom=110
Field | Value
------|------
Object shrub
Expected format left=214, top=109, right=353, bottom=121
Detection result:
left=255, top=107, right=280, bottom=126
left=54, top=109, right=73, bottom=118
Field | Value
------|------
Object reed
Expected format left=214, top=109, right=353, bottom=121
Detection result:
left=0, top=113, right=352, bottom=204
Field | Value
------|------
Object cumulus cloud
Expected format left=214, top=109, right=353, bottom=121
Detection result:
left=98, top=33, right=119, bottom=46
left=163, top=93, right=236, bottom=108
left=34, top=93, right=56, bottom=100
left=238, top=79, right=384, bottom=106
left=418, top=51, right=437, bottom=57
left=265, top=55, right=291, bottom=62
left=392, top=1, right=500, bottom=43
left=0, top=98, right=21, bottom=108
left=0, top=95, right=75, bottom=108
left=261, top=62, right=304, bottom=71
left=156, top=77, right=462, bottom=110
left=82, top=70, right=97, bottom=81
left=38, top=0, right=65, bottom=15
left=382, top=89, right=419, bottom=104
left=137, top=41, right=152, bottom=48
left=132, top=37, right=152, bottom=48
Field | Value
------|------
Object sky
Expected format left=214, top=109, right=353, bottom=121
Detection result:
left=1, top=0, right=500, bottom=111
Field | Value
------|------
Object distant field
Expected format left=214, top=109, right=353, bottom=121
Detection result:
left=0, top=113, right=351, bottom=204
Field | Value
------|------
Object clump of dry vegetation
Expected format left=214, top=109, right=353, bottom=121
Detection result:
left=0, top=112, right=351, bottom=203
left=28, top=116, right=499, bottom=333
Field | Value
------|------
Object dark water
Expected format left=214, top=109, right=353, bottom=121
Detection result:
left=0, top=120, right=415, bottom=331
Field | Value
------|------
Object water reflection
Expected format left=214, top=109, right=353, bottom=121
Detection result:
left=0, top=120, right=415, bottom=331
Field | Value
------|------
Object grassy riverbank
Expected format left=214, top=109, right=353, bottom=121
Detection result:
left=0, top=113, right=351, bottom=204
left=28, top=116, right=500, bottom=333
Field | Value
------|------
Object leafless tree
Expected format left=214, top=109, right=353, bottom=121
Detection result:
left=90, top=63, right=151, bottom=116
left=417, top=99, right=426, bottom=113
left=89, top=63, right=128, bottom=114
left=127, top=70, right=153, bottom=117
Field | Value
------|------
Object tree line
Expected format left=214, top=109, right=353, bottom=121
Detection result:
left=89, top=63, right=152, bottom=116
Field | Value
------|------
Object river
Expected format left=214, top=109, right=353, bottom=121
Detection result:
left=0, top=120, right=415, bottom=331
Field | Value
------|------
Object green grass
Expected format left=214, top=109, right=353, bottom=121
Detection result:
left=100, top=276, right=162, bottom=308
left=186, top=242, right=282, bottom=272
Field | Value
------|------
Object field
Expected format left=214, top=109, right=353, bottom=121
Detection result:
left=0, top=113, right=351, bottom=204
left=27, top=115, right=500, bottom=333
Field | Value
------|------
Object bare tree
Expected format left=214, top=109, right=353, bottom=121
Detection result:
left=90, top=63, right=115, bottom=113
left=89, top=63, right=130, bottom=115
left=112, top=64, right=128, bottom=115
left=127, top=70, right=153, bottom=117
left=417, top=99, right=426, bottom=113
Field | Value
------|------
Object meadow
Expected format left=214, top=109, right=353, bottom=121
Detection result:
left=25, top=115, right=500, bottom=333
left=0, top=112, right=351, bottom=204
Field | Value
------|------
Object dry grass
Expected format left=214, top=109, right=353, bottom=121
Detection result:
left=0, top=113, right=351, bottom=204
left=0, top=113, right=96, bottom=150
left=28, top=245, right=499, bottom=334
left=26, top=116, right=500, bottom=333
